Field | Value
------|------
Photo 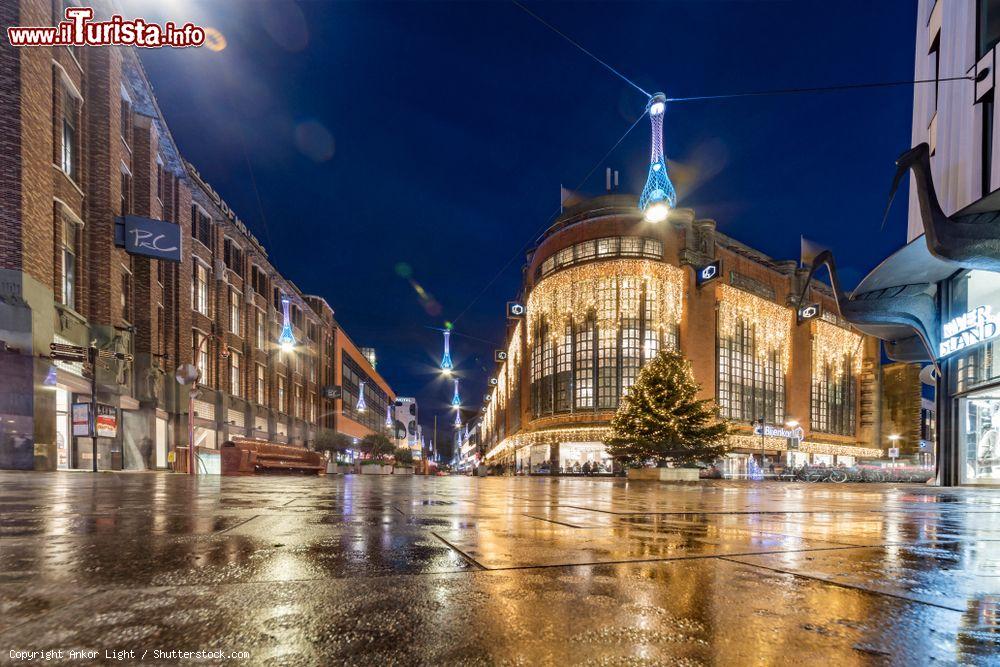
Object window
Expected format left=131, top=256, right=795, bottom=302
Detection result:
left=156, top=159, right=163, bottom=202
left=574, top=315, right=594, bottom=409
left=717, top=316, right=785, bottom=423
left=810, top=347, right=856, bottom=435
left=120, top=95, right=131, bottom=145
left=277, top=375, right=286, bottom=413
left=256, top=364, right=266, bottom=405
left=157, top=305, right=164, bottom=356
left=223, top=238, right=244, bottom=277
left=309, top=394, right=316, bottom=423
left=983, top=90, right=994, bottom=198
left=190, top=205, right=213, bottom=249
left=193, top=331, right=208, bottom=384
left=229, top=288, right=242, bottom=336
left=229, top=351, right=241, bottom=397
left=192, top=262, right=209, bottom=316
left=537, top=237, right=663, bottom=279
left=60, top=86, right=78, bottom=181
left=255, top=308, right=265, bottom=350
left=60, top=216, right=77, bottom=309
left=120, top=170, right=132, bottom=216
left=251, top=265, right=267, bottom=295
left=978, top=0, right=1000, bottom=59
left=620, top=280, right=641, bottom=395
left=554, top=323, right=572, bottom=412
left=120, top=269, right=132, bottom=323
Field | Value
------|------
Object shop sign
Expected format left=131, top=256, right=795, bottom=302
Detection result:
left=71, top=403, right=90, bottom=436
left=507, top=301, right=525, bottom=319
left=797, top=303, right=821, bottom=323
left=939, top=305, right=1000, bottom=357
left=695, top=260, right=721, bottom=287
left=95, top=404, right=118, bottom=438
left=494, top=350, right=508, bottom=362
left=752, top=423, right=804, bottom=441
left=114, top=215, right=182, bottom=263
left=888, top=447, right=900, bottom=459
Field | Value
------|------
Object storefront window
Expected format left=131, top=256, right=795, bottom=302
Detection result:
left=948, top=270, right=1000, bottom=393
left=959, top=389, right=1000, bottom=483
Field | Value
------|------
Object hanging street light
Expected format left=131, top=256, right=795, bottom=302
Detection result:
left=451, top=378, right=461, bottom=407
left=278, top=296, right=296, bottom=352
left=440, top=329, right=453, bottom=374
left=639, top=92, right=676, bottom=224
left=356, top=380, right=367, bottom=412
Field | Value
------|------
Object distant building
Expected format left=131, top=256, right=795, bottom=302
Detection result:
left=880, top=363, right=923, bottom=459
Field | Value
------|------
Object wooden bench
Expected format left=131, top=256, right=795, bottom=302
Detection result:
left=221, top=439, right=326, bottom=476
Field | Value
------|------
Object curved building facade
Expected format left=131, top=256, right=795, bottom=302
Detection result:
left=482, top=195, right=883, bottom=476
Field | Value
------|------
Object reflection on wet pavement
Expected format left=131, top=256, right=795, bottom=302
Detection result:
left=0, top=472, right=998, bottom=663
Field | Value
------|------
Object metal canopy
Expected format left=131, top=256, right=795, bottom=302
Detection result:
left=851, top=234, right=958, bottom=297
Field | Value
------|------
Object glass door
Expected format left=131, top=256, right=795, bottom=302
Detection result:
left=959, top=388, right=1000, bottom=484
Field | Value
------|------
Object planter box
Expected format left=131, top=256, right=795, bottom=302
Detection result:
left=392, top=466, right=415, bottom=475
left=361, top=464, right=393, bottom=475
left=627, top=467, right=700, bottom=482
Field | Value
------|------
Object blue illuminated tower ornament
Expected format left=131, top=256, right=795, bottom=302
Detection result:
left=451, top=379, right=461, bottom=407
left=453, top=410, right=462, bottom=428
left=639, top=93, right=676, bottom=223
left=356, top=380, right=367, bottom=412
left=278, top=296, right=296, bottom=352
left=440, top=330, right=453, bottom=374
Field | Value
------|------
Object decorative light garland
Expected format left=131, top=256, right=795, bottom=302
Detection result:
left=356, top=380, right=367, bottom=412
left=277, top=296, right=296, bottom=352
left=812, top=319, right=862, bottom=380
left=726, top=433, right=881, bottom=458
left=717, top=284, right=791, bottom=372
left=526, top=259, right=684, bottom=347
left=440, top=330, right=453, bottom=373
left=485, top=426, right=612, bottom=461
left=638, top=93, right=676, bottom=223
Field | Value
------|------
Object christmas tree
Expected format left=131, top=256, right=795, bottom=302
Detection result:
left=605, top=350, right=729, bottom=466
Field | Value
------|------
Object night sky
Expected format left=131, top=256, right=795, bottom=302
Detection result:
left=140, top=1, right=917, bottom=450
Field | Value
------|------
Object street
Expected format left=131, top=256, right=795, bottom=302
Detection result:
left=1, top=472, right=998, bottom=665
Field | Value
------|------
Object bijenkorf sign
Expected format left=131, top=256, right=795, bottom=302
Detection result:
left=114, top=215, right=181, bottom=263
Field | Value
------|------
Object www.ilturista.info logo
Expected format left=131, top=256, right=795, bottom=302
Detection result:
left=7, top=7, right=205, bottom=48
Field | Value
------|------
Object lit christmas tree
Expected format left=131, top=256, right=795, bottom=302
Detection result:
left=605, top=350, right=729, bottom=465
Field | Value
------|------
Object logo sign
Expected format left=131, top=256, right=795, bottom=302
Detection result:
left=114, top=215, right=182, bottom=263
left=95, top=404, right=118, bottom=438
left=322, top=386, right=343, bottom=400
left=507, top=302, right=525, bottom=319
left=695, top=260, right=721, bottom=287
left=494, top=350, right=508, bottom=363
left=797, top=303, right=821, bottom=323
left=484, top=394, right=491, bottom=402
left=489, top=378, right=498, bottom=386
left=940, top=305, right=1000, bottom=357
left=71, top=403, right=91, bottom=437
left=753, top=423, right=804, bottom=442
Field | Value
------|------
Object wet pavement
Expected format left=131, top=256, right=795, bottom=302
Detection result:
left=0, top=473, right=998, bottom=665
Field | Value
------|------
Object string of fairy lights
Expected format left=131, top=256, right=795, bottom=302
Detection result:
left=441, top=2, right=970, bottom=455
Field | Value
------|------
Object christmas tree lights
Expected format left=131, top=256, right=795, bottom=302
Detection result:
left=639, top=93, right=676, bottom=223
left=278, top=296, right=296, bottom=352
left=356, top=380, right=367, bottom=412
left=440, top=330, right=453, bottom=374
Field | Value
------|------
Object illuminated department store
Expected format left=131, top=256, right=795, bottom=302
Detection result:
left=481, top=195, right=883, bottom=477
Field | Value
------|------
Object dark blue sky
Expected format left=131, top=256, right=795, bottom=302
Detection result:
left=141, top=1, right=917, bottom=442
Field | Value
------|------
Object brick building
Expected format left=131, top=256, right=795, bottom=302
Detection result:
left=482, top=195, right=884, bottom=476
left=0, top=0, right=393, bottom=471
